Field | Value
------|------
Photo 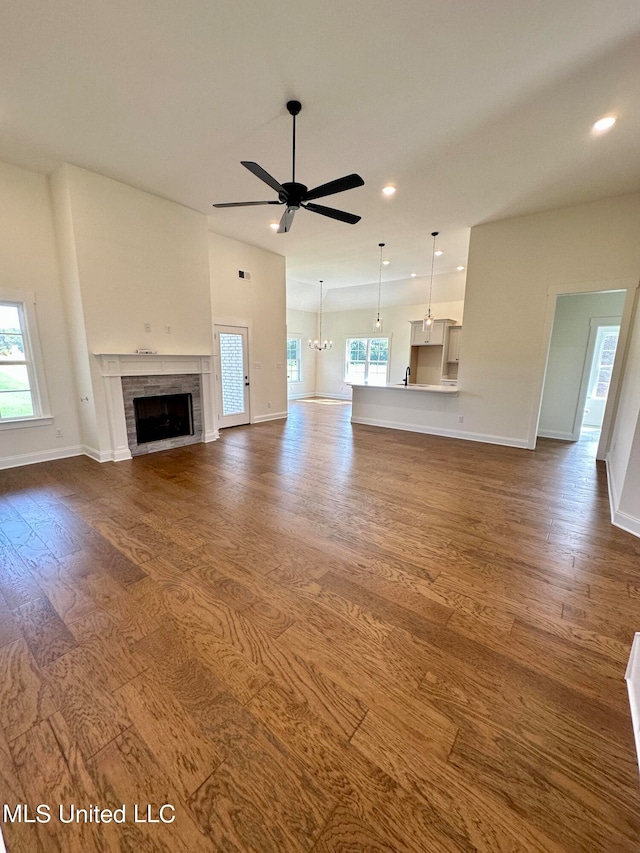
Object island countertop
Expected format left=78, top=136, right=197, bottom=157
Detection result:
left=348, top=382, right=458, bottom=395
left=349, top=381, right=461, bottom=436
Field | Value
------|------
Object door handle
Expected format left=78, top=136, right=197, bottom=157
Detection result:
left=244, top=377, right=250, bottom=386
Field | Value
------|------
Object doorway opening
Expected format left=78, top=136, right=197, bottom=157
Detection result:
left=537, top=290, right=625, bottom=446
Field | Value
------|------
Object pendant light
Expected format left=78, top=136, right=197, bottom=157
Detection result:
left=308, top=280, right=333, bottom=351
left=373, top=242, right=385, bottom=333
left=423, top=230, right=439, bottom=332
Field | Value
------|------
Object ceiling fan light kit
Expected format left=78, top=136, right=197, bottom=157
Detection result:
left=213, top=100, right=364, bottom=233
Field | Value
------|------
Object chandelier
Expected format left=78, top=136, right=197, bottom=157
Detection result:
left=309, top=280, right=332, bottom=350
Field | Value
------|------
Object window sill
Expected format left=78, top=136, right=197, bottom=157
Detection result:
left=0, top=415, right=53, bottom=431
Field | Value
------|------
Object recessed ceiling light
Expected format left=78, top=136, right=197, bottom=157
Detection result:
left=382, top=260, right=390, bottom=265
left=382, top=185, right=396, bottom=196
left=410, top=273, right=417, bottom=278
left=592, top=115, right=616, bottom=134
left=456, top=265, right=465, bottom=271
left=269, top=222, right=279, bottom=231
left=434, top=250, right=443, bottom=257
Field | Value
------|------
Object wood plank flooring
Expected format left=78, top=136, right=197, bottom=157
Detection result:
left=1, top=402, right=639, bottom=852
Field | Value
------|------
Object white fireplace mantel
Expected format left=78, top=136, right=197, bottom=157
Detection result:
left=95, top=352, right=213, bottom=377
left=94, top=353, right=218, bottom=461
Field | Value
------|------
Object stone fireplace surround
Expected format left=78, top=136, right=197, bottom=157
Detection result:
left=97, top=354, right=218, bottom=461
left=122, top=374, right=200, bottom=456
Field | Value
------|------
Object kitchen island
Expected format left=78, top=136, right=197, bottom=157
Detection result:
left=350, top=381, right=461, bottom=437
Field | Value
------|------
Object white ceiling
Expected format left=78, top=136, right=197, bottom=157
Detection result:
left=2, top=0, right=640, bottom=296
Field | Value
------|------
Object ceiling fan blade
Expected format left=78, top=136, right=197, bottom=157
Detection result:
left=304, top=173, right=365, bottom=202
left=241, top=161, right=287, bottom=195
left=278, top=206, right=297, bottom=233
left=303, top=203, right=361, bottom=225
left=212, top=200, right=282, bottom=208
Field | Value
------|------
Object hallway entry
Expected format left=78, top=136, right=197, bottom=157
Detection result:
left=537, top=290, right=624, bottom=442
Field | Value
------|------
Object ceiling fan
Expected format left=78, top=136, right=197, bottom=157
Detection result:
left=213, top=100, right=364, bottom=233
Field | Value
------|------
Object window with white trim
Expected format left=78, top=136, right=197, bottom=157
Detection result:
left=345, top=337, right=390, bottom=385
left=287, top=336, right=302, bottom=383
left=0, top=297, right=49, bottom=423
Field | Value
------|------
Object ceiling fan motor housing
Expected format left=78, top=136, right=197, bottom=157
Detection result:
left=280, top=182, right=307, bottom=207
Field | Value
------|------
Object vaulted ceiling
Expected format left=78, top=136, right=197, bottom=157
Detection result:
left=2, top=1, right=640, bottom=297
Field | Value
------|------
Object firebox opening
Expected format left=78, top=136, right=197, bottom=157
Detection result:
left=133, top=393, right=194, bottom=444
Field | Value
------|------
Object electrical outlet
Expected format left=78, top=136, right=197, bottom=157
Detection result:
left=268, top=401, right=272, bottom=409
left=165, top=325, right=172, bottom=334
left=254, top=362, right=262, bottom=369
left=276, top=362, right=282, bottom=369
left=55, top=428, right=64, bottom=437
left=458, top=415, right=464, bottom=423
left=144, top=323, right=151, bottom=333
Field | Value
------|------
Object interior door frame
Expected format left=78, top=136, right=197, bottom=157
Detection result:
left=214, top=324, right=251, bottom=428
left=530, top=279, right=636, bottom=459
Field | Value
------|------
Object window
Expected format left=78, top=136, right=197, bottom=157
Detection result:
left=588, top=325, right=619, bottom=400
left=287, top=336, right=302, bottom=383
left=345, top=337, right=390, bottom=385
left=0, top=295, right=49, bottom=424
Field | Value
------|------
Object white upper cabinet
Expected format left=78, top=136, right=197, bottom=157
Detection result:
left=410, top=319, right=455, bottom=346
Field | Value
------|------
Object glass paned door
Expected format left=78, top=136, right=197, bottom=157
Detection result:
left=215, top=326, right=250, bottom=428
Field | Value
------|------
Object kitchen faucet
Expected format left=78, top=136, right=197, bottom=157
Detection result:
left=404, top=366, right=411, bottom=386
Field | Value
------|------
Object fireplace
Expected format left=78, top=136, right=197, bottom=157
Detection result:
left=121, top=373, right=203, bottom=456
left=97, top=353, right=218, bottom=462
left=133, top=393, right=194, bottom=444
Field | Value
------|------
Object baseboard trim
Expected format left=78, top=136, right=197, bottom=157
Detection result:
left=314, top=392, right=351, bottom=401
left=253, top=411, right=288, bottom=424
left=537, top=429, right=576, bottom=441
left=81, top=445, right=130, bottom=463
left=350, top=416, right=530, bottom=449
left=612, top=509, right=640, bottom=539
left=605, top=455, right=640, bottom=539
left=288, top=391, right=316, bottom=400
left=0, top=445, right=84, bottom=470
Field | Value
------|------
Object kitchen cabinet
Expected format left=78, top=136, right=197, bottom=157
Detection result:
left=410, top=319, right=454, bottom=346
left=446, top=326, right=461, bottom=363
left=408, top=319, right=457, bottom=385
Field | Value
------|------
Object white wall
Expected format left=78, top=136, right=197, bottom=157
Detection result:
left=461, top=193, right=640, bottom=448
left=50, top=164, right=214, bottom=459
left=538, top=290, right=625, bottom=439
left=315, top=300, right=464, bottom=398
left=50, top=166, right=100, bottom=456
left=608, top=287, right=640, bottom=537
left=286, top=308, right=317, bottom=399
left=0, top=162, right=81, bottom=468
left=209, top=232, right=287, bottom=422
left=59, top=165, right=213, bottom=354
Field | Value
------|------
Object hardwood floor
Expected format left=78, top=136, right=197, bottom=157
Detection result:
left=1, top=401, right=639, bottom=852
